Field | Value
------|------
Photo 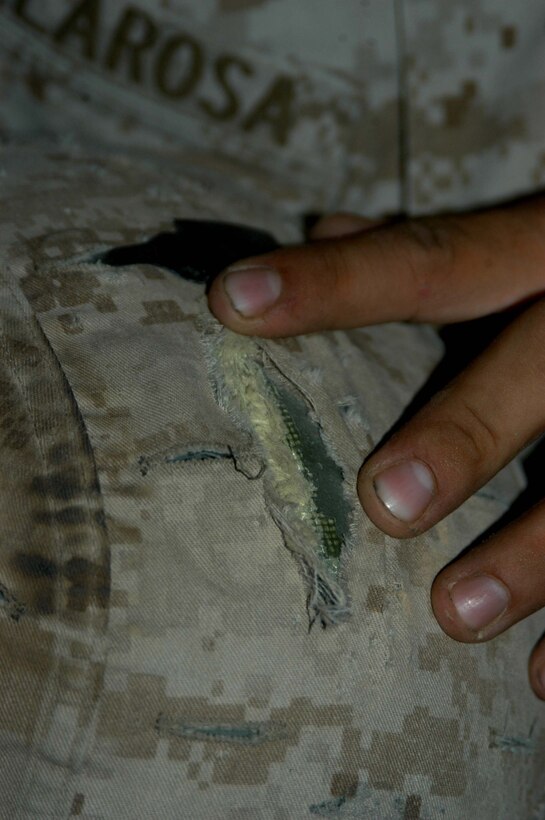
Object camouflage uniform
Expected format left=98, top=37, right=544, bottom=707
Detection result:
left=2, top=1, right=545, bottom=214
left=0, top=2, right=544, bottom=819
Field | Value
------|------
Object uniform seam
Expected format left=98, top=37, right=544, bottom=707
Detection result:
left=394, top=0, right=411, bottom=214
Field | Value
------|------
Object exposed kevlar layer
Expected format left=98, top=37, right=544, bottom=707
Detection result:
left=201, top=322, right=352, bottom=627
left=268, top=378, right=351, bottom=576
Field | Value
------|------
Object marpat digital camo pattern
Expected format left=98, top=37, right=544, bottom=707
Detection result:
left=0, top=1, right=545, bottom=818
left=2, top=1, right=545, bottom=215
left=0, top=147, right=543, bottom=820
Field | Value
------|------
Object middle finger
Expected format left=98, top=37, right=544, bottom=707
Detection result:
left=358, top=297, right=545, bottom=538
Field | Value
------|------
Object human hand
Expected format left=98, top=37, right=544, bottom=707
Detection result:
left=207, top=199, right=545, bottom=700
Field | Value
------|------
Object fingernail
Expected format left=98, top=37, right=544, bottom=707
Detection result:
left=222, top=265, right=281, bottom=317
left=373, top=460, right=435, bottom=522
left=449, top=575, right=509, bottom=632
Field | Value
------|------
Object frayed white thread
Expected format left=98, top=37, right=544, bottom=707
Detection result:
left=300, top=365, right=324, bottom=386
left=337, top=396, right=367, bottom=429
left=199, top=318, right=352, bottom=628
left=268, top=503, right=350, bottom=628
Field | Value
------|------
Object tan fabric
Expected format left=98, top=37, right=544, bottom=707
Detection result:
left=1, top=4, right=545, bottom=816
left=0, top=147, right=543, bottom=819
left=2, top=1, right=545, bottom=215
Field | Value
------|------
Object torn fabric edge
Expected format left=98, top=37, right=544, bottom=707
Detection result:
left=155, top=713, right=288, bottom=745
left=199, top=316, right=354, bottom=628
left=137, top=443, right=264, bottom=480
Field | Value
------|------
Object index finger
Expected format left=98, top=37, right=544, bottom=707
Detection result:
left=207, top=199, right=545, bottom=337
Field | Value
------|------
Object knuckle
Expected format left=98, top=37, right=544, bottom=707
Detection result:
left=310, top=241, right=360, bottom=312
left=401, top=216, right=454, bottom=254
left=318, top=241, right=354, bottom=286
left=280, top=242, right=354, bottom=327
left=443, top=399, right=502, bottom=473
left=397, top=217, right=459, bottom=320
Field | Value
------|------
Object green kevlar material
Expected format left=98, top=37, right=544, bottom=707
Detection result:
left=202, top=322, right=351, bottom=623
left=267, top=377, right=351, bottom=578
